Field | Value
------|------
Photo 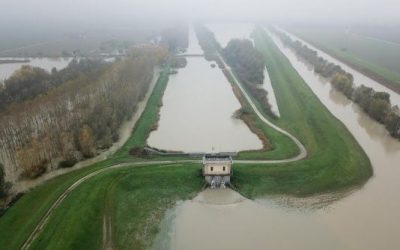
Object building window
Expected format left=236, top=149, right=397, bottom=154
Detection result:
left=211, top=167, right=213, bottom=171
left=223, top=166, right=226, bottom=171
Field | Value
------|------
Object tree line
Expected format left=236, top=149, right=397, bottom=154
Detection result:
left=0, top=46, right=168, bottom=189
left=195, top=24, right=275, bottom=117
left=274, top=29, right=400, bottom=139
left=0, top=59, right=107, bottom=112
left=223, top=39, right=276, bottom=118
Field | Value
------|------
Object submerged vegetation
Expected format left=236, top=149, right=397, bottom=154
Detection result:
left=274, top=29, right=400, bottom=139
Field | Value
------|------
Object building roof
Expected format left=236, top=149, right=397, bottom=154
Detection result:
left=202, top=154, right=232, bottom=164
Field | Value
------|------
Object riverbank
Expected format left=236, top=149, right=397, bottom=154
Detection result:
left=0, top=25, right=374, bottom=250
left=286, top=26, right=400, bottom=94
left=233, top=28, right=372, bottom=197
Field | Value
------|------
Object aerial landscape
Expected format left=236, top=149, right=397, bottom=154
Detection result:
left=0, top=0, right=399, bottom=249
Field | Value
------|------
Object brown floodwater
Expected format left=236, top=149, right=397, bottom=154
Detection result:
left=276, top=26, right=400, bottom=107
left=147, top=28, right=262, bottom=153
left=147, top=56, right=262, bottom=153
left=153, top=24, right=400, bottom=250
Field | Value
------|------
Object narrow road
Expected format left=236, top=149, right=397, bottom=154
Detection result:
left=20, top=54, right=307, bottom=249
left=217, top=53, right=307, bottom=164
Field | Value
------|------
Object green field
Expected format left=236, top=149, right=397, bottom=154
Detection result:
left=0, top=27, right=374, bottom=249
left=287, top=25, right=400, bottom=93
left=232, top=28, right=372, bottom=197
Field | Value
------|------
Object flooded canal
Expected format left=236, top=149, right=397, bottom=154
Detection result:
left=0, top=57, right=71, bottom=81
left=147, top=56, right=263, bottom=152
left=147, top=24, right=262, bottom=153
left=153, top=24, right=400, bottom=250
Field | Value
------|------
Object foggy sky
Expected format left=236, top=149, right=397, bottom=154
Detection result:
left=1, top=0, right=400, bottom=27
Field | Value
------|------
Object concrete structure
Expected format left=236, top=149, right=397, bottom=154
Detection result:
left=202, top=154, right=232, bottom=188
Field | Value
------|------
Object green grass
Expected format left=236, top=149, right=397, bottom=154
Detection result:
left=287, top=26, right=400, bottom=92
left=232, top=28, right=373, bottom=197
left=28, top=164, right=202, bottom=250
left=0, top=29, right=375, bottom=249
left=222, top=70, right=300, bottom=160
left=0, top=159, right=116, bottom=249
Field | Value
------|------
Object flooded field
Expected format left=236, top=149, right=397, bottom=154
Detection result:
left=0, top=57, right=71, bottom=81
left=153, top=25, right=400, bottom=250
left=147, top=56, right=262, bottom=152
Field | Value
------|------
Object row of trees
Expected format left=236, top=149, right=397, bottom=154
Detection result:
left=0, top=46, right=168, bottom=184
left=194, top=24, right=275, bottom=117
left=0, top=60, right=107, bottom=112
left=223, top=39, right=275, bottom=117
left=275, top=30, right=400, bottom=139
left=194, top=24, right=222, bottom=60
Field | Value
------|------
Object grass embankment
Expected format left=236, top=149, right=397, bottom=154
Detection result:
left=0, top=159, right=114, bottom=249
left=224, top=70, right=300, bottom=160
left=0, top=67, right=175, bottom=249
left=27, top=164, right=202, bottom=250
left=232, top=28, right=373, bottom=197
left=287, top=26, right=400, bottom=93
left=0, top=28, right=375, bottom=249
left=0, top=66, right=201, bottom=250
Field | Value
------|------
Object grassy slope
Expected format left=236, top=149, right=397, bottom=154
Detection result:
left=0, top=160, right=114, bottom=249
left=27, top=164, right=202, bottom=250
left=223, top=70, right=300, bottom=160
left=0, top=29, right=375, bottom=249
left=233, top=28, right=373, bottom=197
left=288, top=26, right=400, bottom=90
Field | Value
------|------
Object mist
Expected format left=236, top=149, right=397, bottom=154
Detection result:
left=1, top=0, right=400, bottom=28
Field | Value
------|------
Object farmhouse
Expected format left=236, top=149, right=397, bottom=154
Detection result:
left=202, top=154, right=232, bottom=188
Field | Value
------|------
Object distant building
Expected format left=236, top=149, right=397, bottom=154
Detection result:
left=202, top=154, right=232, bottom=188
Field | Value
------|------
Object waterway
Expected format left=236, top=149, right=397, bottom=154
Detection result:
left=154, top=24, right=400, bottom=250
left=147, top=26, right=262, bottom=153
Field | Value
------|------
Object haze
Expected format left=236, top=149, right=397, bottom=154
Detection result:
left=1, top=0, right=400, bottom=27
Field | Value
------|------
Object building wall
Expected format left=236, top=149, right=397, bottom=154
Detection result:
left=203, top=163, right=231, bottom=175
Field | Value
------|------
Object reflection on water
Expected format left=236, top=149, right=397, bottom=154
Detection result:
left=0, top=57, right=72, bottom=81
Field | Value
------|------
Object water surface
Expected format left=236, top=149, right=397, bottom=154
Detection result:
left=147, top=57, right=262, bottom=152
left=0, top=57, right=71, bottom=81
left=156, top=25, right=400, bottom=250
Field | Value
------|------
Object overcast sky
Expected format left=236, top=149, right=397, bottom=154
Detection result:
left=1, top=0, right=400, bottom=27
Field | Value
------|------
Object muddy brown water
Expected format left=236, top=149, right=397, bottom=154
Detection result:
left=147, top=29, right=263, bottom=152
left=153, top=24, right=400, bottom=250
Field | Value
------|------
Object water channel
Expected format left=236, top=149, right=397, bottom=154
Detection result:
left=153, top=24, right=400, bottom=250
left=147, top=27, right=263, bottom=153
